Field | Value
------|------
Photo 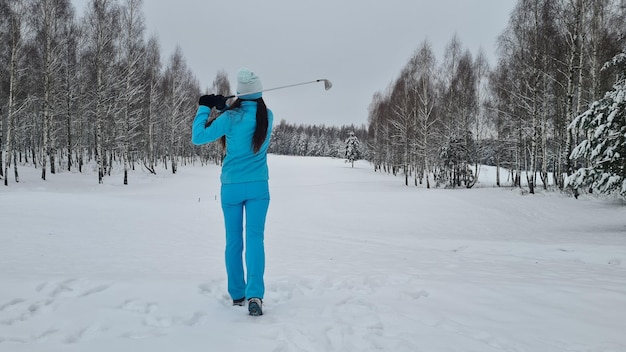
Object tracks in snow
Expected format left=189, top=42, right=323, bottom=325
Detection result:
left=0, top=275, right=543, bottom=352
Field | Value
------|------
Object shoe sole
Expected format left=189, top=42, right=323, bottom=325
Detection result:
left=248, top=301, right=263, bottom=316
left=233, top=297, right=246, bottom=306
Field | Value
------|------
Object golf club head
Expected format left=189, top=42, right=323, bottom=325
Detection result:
left=320, top=79, right=333, bottom=90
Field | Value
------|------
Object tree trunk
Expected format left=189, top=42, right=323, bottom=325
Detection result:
left=41, top=0, right=55, bottom=181
left=0, top=107, right=3, bottom=181
left=5, top=13, right=21, bottom=186
left=96, top=65, right=104, bottom=184
left=66, top=91, right=72, bottom=171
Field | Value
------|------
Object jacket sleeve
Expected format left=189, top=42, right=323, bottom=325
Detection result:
left=191, top=105, right=230, bottom=145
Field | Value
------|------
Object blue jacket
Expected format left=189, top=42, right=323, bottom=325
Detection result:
left=192, top=101, right=273, bottom=184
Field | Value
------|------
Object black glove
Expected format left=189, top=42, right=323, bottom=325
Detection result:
left=198, top=94, right=227, bottom=110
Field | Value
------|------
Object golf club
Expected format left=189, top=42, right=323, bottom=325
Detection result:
left=225, top=79, right=332, bottom=99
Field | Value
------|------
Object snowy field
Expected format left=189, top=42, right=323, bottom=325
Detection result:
left=1, top=155, right=625, bottom=352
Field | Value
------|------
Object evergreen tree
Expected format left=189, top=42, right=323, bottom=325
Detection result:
left=440, top=132, right=477, bottom=188
left=344, top=132, right=361, bottom=168
left=567, top=52, right=626, bottom=197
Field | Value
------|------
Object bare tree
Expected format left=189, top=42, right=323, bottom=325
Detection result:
left=389, top=75, right=417, bottom=186
left=81, top=0, right=121, bottom=183
left=0, top=0, right=216, bottom=185
left=161, top=46, right=197, bottom=174
left=118, top=0, right=145, bottom=185
left=555, top=0, right=587, bottom=189
left=3, top=0, right=32, bottom=185
left=366, top=91, right=386, bottom=172
left=142, top=35, right=161, bottom=174
left=367, top=88, right=398, bottom=175
left=32, top=0, right=74, bottom=180
left=59, top=13, right=79, bottom=171
left=438, top=34, right=463, bottom=141
left=439, top=45, right=478, bottom=188
left=0, top=0, right=8, bottom=181
left=496, top=0, right=558, bottom=193
left=471, top=49, right=492, bottom=187
left=410, top=40, right=438, bottom=187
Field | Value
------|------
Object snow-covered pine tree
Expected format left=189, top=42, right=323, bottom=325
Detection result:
left=567, top=52, right=626, bottom=198
left=344, top=132, right=361, bottom=168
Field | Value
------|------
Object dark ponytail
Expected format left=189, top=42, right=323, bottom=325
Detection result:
left=252, top=98, right=268, bottom=153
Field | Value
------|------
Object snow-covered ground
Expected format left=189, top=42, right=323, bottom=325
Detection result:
left=1, top=155, right=625, bottom=352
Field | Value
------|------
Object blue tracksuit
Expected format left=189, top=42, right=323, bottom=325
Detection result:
left=192, top=101, right=273, bottom=300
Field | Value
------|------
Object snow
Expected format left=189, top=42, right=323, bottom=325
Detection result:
left=1, top=155, right=626, bottom=352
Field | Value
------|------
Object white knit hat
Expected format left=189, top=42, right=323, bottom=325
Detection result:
left=237, top=68, right=263, bottom=100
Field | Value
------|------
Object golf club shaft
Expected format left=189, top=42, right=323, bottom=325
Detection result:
left=225, top=79, right=331, bottom=99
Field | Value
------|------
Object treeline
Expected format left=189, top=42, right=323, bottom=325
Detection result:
left=367, top=0, right=626, bottom=192
left=3, top=0, right=625, bottom=194
left=268, top=120, right=367, bottom=158
left=0, top=0, right=200, bottom=185
left=196, top=117, right=368, bottom=165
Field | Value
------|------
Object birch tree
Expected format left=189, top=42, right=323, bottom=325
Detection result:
left=81, top=0, right=120, bottom=183
left=59, top=15, right=78, bottom=171
left=410, top=41, right=438, bottom=187
left=367, top=91, right=394, bottom=173
left=0, top=0, right=8, bottom=181
left=557, top=0, right=587, bottom=188
left=3, top=0, right=31, bottom=185
left=118, top=0, right=145, bottom=185
left=496, top=0, right=558, bottom=193
left=440, top=46, right=478, bottom=188
left=471, top=49, right=491, bottom=187
left=32, top=0, right=73, bottom=180
left=142, top=35, right=161, bottom=174
left=161, top=46, right=197, bottom=174
left=489, top=61, right=519, bottom=187
left=389, top=75, right=416, bottom=186
left=438, top=35, right=463, bottom=142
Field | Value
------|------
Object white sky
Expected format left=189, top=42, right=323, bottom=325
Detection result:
left=71, top=0, right=517, bottom=126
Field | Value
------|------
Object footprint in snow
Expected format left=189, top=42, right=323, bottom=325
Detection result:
left=0, top=298, right=26, bottom=313
left=198, top=282, right=231, bottom=306
left=120, top=299, right=158, bottom=314
left=37, top=279, right=112, bottom=299
left=1, top=299, right=54, bottom=325
left=182, top=311, right=209, bottom=326
left=78, top=284, right=113, bottom=298
left=0, top=328, right=59, bottom=345
left=403, top=289, right=430, bottom=300
left=64, top=324, right=104, bottom=344
left=143, top=316, right=174, bottom=328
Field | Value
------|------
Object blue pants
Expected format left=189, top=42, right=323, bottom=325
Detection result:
left=221, top=181, right=270, bottom=300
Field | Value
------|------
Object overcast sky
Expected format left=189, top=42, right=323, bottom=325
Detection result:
left=71, top=0, right=518, bottom=126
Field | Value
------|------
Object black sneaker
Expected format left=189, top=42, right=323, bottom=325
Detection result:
left=232, top=297, right=246, bottom=306
left=248, top=298, right=263, bottom=316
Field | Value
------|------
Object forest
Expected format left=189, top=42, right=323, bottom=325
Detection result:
left=1, top=0, right=625, bottom=197
left=367, top=0, right=626, bottom=195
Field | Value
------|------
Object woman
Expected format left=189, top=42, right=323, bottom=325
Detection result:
left=191, top=68, right=273, bottom=316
